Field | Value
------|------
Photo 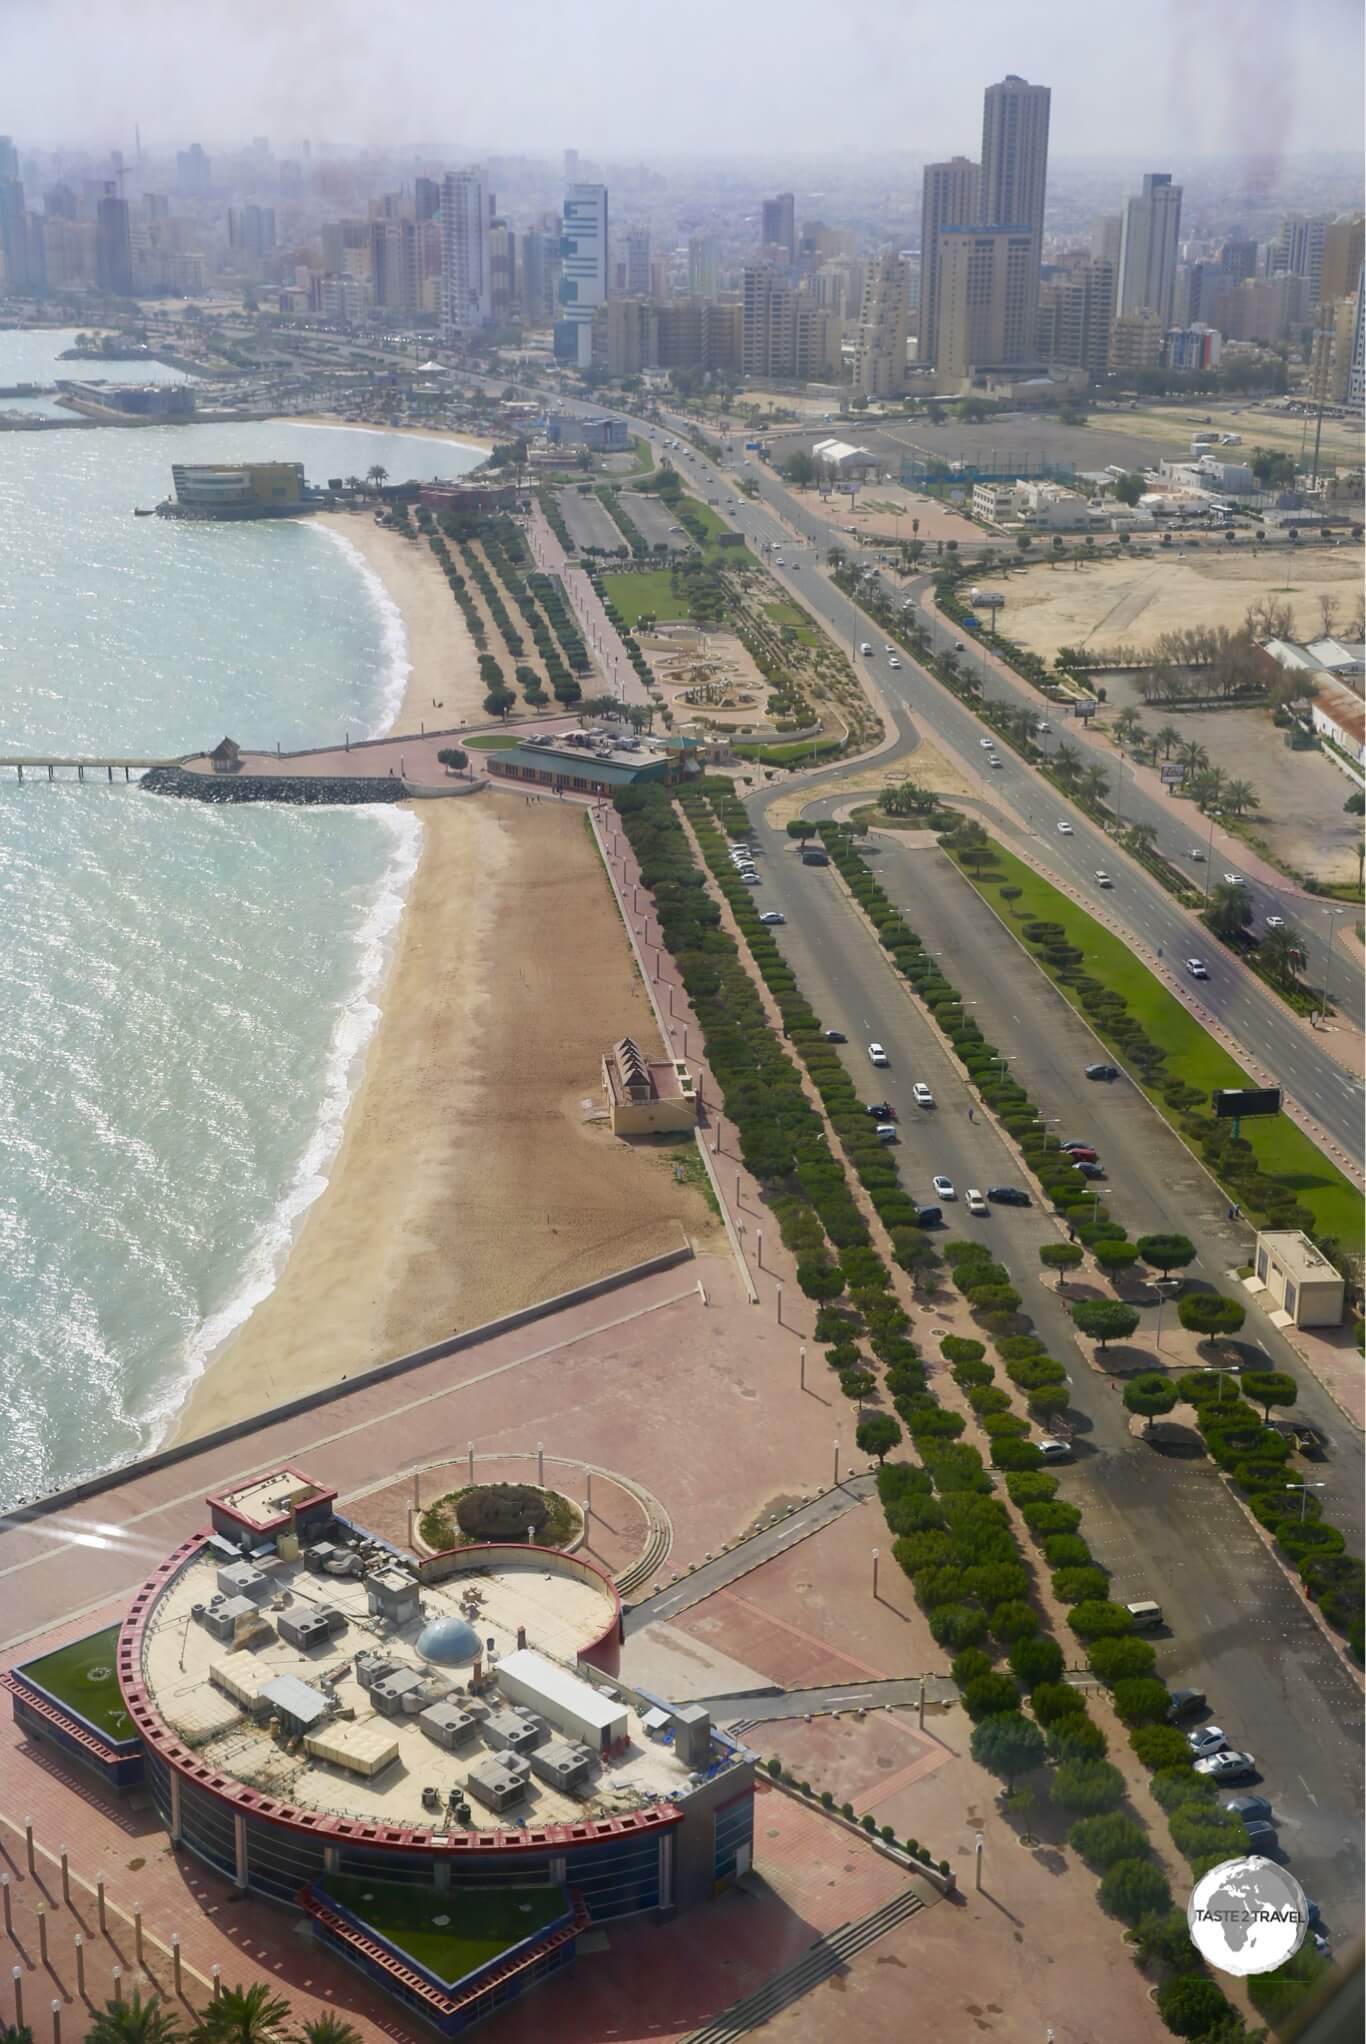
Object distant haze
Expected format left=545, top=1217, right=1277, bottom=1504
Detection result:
left=8, top=0, right=1365, bottom=160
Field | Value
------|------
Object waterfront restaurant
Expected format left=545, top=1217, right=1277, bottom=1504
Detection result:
left=486, top=733, right=672, bottom=798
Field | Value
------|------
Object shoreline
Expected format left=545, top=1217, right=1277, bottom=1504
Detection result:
left=280, top=412, right=495, bottom=457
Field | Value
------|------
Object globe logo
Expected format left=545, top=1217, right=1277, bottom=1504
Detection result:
left=1188, top=1857, right=1309, bottom=1976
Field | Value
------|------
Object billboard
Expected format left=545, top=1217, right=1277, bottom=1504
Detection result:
left=1160, top=763, right=1186, bottom=785
left=1214, top=1087, right=1282, bottom=1120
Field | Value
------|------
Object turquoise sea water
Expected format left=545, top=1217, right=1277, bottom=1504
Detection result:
left=0, top=335, right=482, bottom=1508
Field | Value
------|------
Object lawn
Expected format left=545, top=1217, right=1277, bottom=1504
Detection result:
left=682, top=497, right=732, bottom=546
left=765, top=600, right=818, bottom=646
left=22, top=1626, right=131, bottom=1738
left=601, top=569, right=694, bottom=626
left=951, top=841, right=1364, bottom=1244
left=464, top=732, right=521, bottom=749
left=323, top=1876, right=567, bottom=1983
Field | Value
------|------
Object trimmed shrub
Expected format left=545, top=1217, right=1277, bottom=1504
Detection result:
left=1067, top=1600, right=1134, bottom=1641
left=1087, top=1636, right=1157, bottom=1682
left=1049, top=1758, right=1126, bottom=1815
left=1008, top=1635, right=1064, bottom=1688
left=1069, top=1813, right=1150, bottom=1871
left=1099, top=1858, right=1171, bottom=1925
left=1112, top=1677, right=1172, bottom=1728
left=1130, top=1725, right=1192, bottom=1770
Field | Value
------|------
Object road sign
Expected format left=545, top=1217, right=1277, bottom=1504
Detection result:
left=1161, top=762, right=1186, bottom=785
left=1214, top=1086, right=1282, bottom=1120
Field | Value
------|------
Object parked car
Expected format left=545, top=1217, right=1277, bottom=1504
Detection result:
left=1167, top=1689, right=1208, bottom=1721
left=1086, top=1064, right=1120, bottom=1081
left=1194, top=1751, right=1257, bottom=1782
left=1037, top=1438, right=1072, bottom=1462
left=965, top=1188, right=989, bottom=1216
left=1225, top=1795, right=1273, bottom=1823
left=1060, top=1142, right=1098, bottom=1158
left=1243, top=1820, right=1280, bottom=1852
left=824, top=1028, right=847, bottom=1043
left=867, top=1041, right=890, bottom=1067
left=1269, top=1419, right=1327, bottom=1456
left=875, top=1123, right=899, bottom=1144
left=932, top=1175, right=957, bottom=1201
left=1188, top=1726, right=1230, bottom=1758
left=758, top=910, right=786, bottom=925
left=1186, top=958, right=1210, bottom=979
left=986, top=1185, right=1030, bottom=1206
left=1057, top=821, right=1074, bottom=835
left=865, top=1103, right=896, bottom=1120
left=915, top=1205, right=943, bottom=1228
left=912, top=1082, right=935, bottom=1108
left=1073, top=1160, right=1106, bottom=1179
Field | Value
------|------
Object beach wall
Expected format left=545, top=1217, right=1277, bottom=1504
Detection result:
left=142, top=766, right=408, bottom=805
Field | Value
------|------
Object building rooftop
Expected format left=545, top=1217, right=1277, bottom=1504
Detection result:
left=133, top=1543, right=717, bottom=1833
left=208, top=1469, right=337, bottom=1535
left=1259, top=1230, right=1345, bottom=1283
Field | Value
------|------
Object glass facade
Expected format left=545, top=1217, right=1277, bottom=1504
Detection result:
left=714, top=1792, right=754, bottom=1884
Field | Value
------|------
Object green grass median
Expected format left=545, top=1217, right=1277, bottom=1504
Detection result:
left=323, top=1876, right=566, bottom=1982
left=951, top=840, right=1363, bottom=1245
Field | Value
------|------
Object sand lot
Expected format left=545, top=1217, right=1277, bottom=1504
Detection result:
left=818, top=482, right=980, bottom=544
left=973, top=547, right=1365, bottom=660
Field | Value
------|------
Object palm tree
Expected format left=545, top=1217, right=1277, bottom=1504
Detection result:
left=1223, top=778, right=1259, bottom=817
left=1052, top=740, right=1082, bottom=786
left=1258, top=924, right=1306, bottom=987
left=1177, top=739, right=1209, bottom=776
left=1114, top=706, right=1143, bottom=748
left=1154, top=723, right=1181, bottom=759
left=1191, top=766, right=1228, bottom=814
left=295, top=2021, right=363, bottom=2044
left=189, top=1985, right=292, bottom=2044
left=1127, top=820, right=1158, bottom=855
left=366, top=464, right=389, bottom=487
left=1080, top=764, right=1110, bottom=806
left=87, top=1993, right=182, bottom=2044
left=1205, top=880, right=1254, bottom=940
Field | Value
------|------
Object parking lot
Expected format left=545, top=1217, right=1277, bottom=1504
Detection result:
left=555, top=487, right=627, bottom=553
left=628, top=490, right=693, bottom=550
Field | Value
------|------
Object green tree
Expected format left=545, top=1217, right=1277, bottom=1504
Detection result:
left=1248, top=1948, right=1332, bottom=2027
left=1069, top=1813, right=1150, bottom=1869
left=1156, top=1976, right=1237, bottom=2038
left=1240, top=1370, right=1298, bottom=1422
left=840, top=1368, right=877, bottom=1406
left=783, top=451, right=816, bottom=488
left=970, top=1711, right=1045, bottom=1787
left=1223, top=777, right=1259, bottom=817
left=1154, top=723, right=1181, bottom=759
left=1113, top=472, right=1146, bottom=507
left=1039, top=1242, right=1085, bottom=1286
left=1177, top=738, right=1210, bottom=776
left=1114, top=706, right=1144, bottom=748
left=1072, top=1300, right=1141, bottom=1350
left=786, top=819, right=816, bottom=841
left=1205, top=880, right=1254, bottom=939
left=1135, top=1233, right=1196, bottom=1276
left=366, top=463, right=389, bottom=487
left=1258, top=923, right=1307, bottom=987
left=296, top=2022, right=365, bottom=2044
left=436, top=747, right=468, bottom=772
left=1049, top=1757, right=1126, bottom=1814
left=1178, top=1293, right=1245, bottom=1339
left=189, top=1986, right=293, bottom=2044
left=483, top=687, right=516, bottom=720
left=1052, top=740, right=1082, bottom=786
left=1068, top=1599, right=1135, bottom=1641
left=1093, top=1239, right=1139, bottom=1274
left=1080, top=764, right=1110, bottom=807
left=856, top=1412, right=902, bottom=1463
left=86, top=1995, right=182, bottom=2044
left=963, top=1672, right=1022, bottom=1721
left=1124, top=1373, right=1179, bottom=1431
left=1112, top=1675, right=1173, bottom=1726
left=1249, top=446, right=1296, bottom=489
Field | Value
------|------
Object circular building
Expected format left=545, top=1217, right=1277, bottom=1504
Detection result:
left=108, top=1468, right=753, bottom=2032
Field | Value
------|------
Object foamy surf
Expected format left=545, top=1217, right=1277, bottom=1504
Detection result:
left=310, top=521, right=413, bottom=736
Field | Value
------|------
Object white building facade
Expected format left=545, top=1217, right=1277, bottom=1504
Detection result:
left=440, top=168, right=488, bottom=336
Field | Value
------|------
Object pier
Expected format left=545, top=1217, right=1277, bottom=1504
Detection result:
left=0, top=754, right=188, bottom=782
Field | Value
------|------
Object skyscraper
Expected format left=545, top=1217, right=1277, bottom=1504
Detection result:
left=1271, top=216, right=1327, bottom=306
left=920, top=157, right=979, bottom=368
left=0, top=136, right=18, bottom=182
left=852, top=250, right=909, bottom=398
left=1117, top=173, right=1183, bottom=324
left=934, top=227, right=1035, bottom=382
left=95, top=184, right=134, bottom=296
left=175, top=143, right=212, bottom=198
left=761, top=191, right=796, bottom=264
left=0, top=178, right=32, bottom=294
left=688, top=235, right=718, bottom=298
left=439, top=167, right=488, bottom=335
left=1036, top=260, right=1114, bottom=381
left=557, top=182, right=608, bottom=368
left=978, top=74, right=1050, bottom=354
left=625, top=225, right=651, bottom=297
left=414, top=176, right=440, bottom=224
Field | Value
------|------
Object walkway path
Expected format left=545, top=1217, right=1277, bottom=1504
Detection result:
left=526, top=500, right=653, bottom=707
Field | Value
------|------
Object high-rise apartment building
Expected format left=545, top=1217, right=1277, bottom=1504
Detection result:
left=1271, top=215, right=1326, bottom=306
left=520, top=218, right=561, bottom=326
left=1036, top=260, right=1114, bottom=381
left=322, top=218, right=372, bottom=280
left=229, top=204, right=277, bottom=266
left=1108, top=310, right=1164, bottom=374
left=978, top=74, right=1050, bottom=351
left=1347, top=265, right=1364, bottom=409
left=851, top=251, right=909, bottom=397
left=440, top=167, right=489, bottom=335
left=369, top=217, right=420, bottom=312
left=935, top=226, right=1035, bottom=382
left=414, top=176, right=440, bottom=224
left=687, top=235, right=718, bottom=298
left=1319, top=218, right=1365, bottom=307
left=175, top=144, right=211, bottom=198
left=488, top=219, right=517, bottom=321
left=0, top=136, right=18, bottom=182
left=95, top=185, right=134, bottom=296
left=0, top=178, right=32, bottom=294
left=624, top=226, right=651, bottom=296
left=761, top=191, right=795, bottom=264
left=741, top=266, right=839, bottom=380
left=1117, top=173, right=1183, bottom=324
left=557, top=182, right=608, bottom=368
left=920, top=157, right=979, bottom=368
left=1089, top=214, right=1122, bottom=267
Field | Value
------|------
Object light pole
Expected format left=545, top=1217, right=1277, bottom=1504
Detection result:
left=1285, top=1481, right=1327, bottom=1524
left=1202, top=809, right=1221, bottom=909
left=1315, top=908, right=1344, bottom=1024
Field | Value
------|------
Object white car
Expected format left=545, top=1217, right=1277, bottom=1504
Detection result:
left=980, top=738, right=993, bottom=749
left=1037, top=1438, right=1073, bottom=1462
left=1186, top=958, right=1210, bottom=980
left=1057, top=821, right=1074, bottom=835
left=1194, top=1751, right=1257, bottom=1782
left=1222, top=871, right=1242, bottom=886
left=965, top=1188, right=988, bottom=1216
left=884, top=645, right=895, bottom=655
left=1265, top=915, right=1284, bottom=929
left=1095, top=871, right=1114, bottom=888
left=988, top=755, right=1003, bottom=769
left=912, top=1082, right=935, bottom=1108
left=1187, top=1725, right=1230, bottom=1758
left=874, top=1123, right=899, bottom=1144
left=888, top=657, right=902, bottom=669
left=758, top=910, right=786, bottom=925
left=932, top=1175, right=957, bottom=1201
left=867, top=1042, right=890, bottom=1067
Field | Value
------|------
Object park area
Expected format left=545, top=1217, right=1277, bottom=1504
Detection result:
left=322, top=1876, right=567, bottom=1981
left=947, top=839, right=1363, bottom=1246
left=970, top=547, right=1365, bottom=664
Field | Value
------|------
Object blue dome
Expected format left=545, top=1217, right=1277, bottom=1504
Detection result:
left=416, top=1615, right=481, bottom=1666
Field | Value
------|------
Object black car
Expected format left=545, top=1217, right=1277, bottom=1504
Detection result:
left=986, top=1186, right=1030, bottom=1206
left=824, top=1028, right=847, bottom=1043
left=914, top=1205, right=944, bottom=1228
left=1086, top=1063, right=1119, bottom=1081
left=865, top=1102, right=896, bottom=1120
left=1072, top=1159, right=1106, bottom=1179
left=1167, top=1688, right=1208, bottom=1721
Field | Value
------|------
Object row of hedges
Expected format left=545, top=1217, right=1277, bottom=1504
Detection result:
left=536, top=488, right=573, bottom=553
left=421, top=525, right=488, bottom=654
left=591, top=572, right=655, bottom=692
left=528, top=571, right=592, bottom=675
left=595, top=485, right=648, bottom=557
left=763, top=1757, right=951, bottom=1875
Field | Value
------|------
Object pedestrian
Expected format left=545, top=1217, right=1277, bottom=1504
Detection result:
left=1227, top=1205, right=1235, bottom=1221
left=1068, top=1225, right=1077, bottom=1243
left=968, top=1107, right=975, bottom=1123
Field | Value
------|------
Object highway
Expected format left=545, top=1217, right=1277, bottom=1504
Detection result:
left=646, top=425, right=1364, bottom=1169
left=733, top=821, right=1363, bottom=1922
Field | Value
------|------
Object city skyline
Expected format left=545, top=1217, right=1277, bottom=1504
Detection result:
left=6, top=0, right=1365, bottom=159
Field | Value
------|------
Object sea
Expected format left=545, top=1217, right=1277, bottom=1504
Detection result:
left=0, top=331, right=484, bottom=1512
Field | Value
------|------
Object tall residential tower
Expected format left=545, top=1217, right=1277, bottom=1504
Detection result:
left=439, top=167, right=488, bottom=335
left=1117, top=173, right=1183, bottom=325
left=920, top=156, right=979, bottom=369
left=978, top=74, right=1050, bottom=355
left=557, top=182, right=608, bottom=368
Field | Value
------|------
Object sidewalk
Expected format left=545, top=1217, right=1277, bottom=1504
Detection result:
left=525, top=501, right=653, bottom=708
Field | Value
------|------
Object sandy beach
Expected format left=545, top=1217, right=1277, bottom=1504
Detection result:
left=284, top=412, right=494, bottom=456
left=170, top=514, right=718, bottom=1445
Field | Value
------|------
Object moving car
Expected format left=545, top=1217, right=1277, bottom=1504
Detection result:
left=1037, top=1438, right=1072, bottom=1462
left=953, top=640, right=966, bottom=652
left=1194, top=1750, right=1257, bottom=1782
left=1225, top=1795, right=1273, bottom=1822
left=1188, top=1726, right=1230, bottom=1758
left=1167, top=1689, right=1207, bottom=1721
left=986, top=1185, right=1030, bottom=1206
left=965, top=1188, right=989, bottom=1216
left=860, top=642, right=873, bottom=656
left=888, top=656, right=902, bottom=669
left=1186, top=958, right=1210, bottom=980
left=932, top=1175, right=957, bottom=1201
left=868, top=1042, right=890, bottom=1067
left=911, top=1082, right=935, bottom=1108
left=988, top=755, right=1003, bottom=769
left=1265, top=915, right=1285, bottom=929
left=1222, top=871, right=1242, bottom=886
left=824, top=1028, right=847, bottom=1043
left=758, top=910, right=786, bottom=925
left=980, top=738, right=993, bottom=749
left=1086, top=1063, right=1119, bottom=1081
left=865, top=1102, right=896, bottom=1120
left=1057, top=821, right=1074, bottom=835
left=1095, top=871, right=1114, bottom=888
left=1187, top=847, right=1206, bottom=861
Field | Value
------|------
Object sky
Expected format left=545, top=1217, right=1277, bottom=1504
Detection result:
left=6, top=0, right=1365, bottom=162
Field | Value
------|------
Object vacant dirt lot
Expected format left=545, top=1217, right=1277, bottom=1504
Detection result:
left=973, top=547, right=1365, bottom=660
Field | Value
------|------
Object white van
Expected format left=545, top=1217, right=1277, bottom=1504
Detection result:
left=1125, top=1601, right=1164, bottom=1631
left=860, top=642, right=873, bottom=656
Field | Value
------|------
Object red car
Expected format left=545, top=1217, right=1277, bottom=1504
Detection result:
left=1061, top=1144, right=1099, bottom=1163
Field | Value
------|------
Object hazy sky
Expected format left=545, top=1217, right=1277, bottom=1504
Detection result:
left=8, top=0, right=1365, bottom=161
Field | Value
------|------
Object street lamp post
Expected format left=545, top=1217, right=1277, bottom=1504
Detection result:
left=1315, top=908, right=1344, bottom=1025
left=1285, top=1481, right=1327, bottom=1524
left=1202, top=809, right=1221, bottom=909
